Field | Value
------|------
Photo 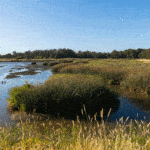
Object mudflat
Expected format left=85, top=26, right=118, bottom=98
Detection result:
left=5, top=62, right=52, bottom=79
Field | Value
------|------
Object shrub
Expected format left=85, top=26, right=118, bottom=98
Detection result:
left=7, top=81, right=35, bottom=111
left=99, top=68, right=127, bottom=85
left=60, top=60, right=73, bottom=63
left=48, top=61, right=61, bottom=66
left=7, top=74, right=118, bottom=120
left=42, top=62, right=48, bottom=66
left=72, top=60, right=89, bottom=64
left=52, top=63, right=66, bottom=72
left=120, top=74, right=150, bottom=93
left=44, top=74, right=118, bottom=119
left=31, top=61, right=36, bottom=65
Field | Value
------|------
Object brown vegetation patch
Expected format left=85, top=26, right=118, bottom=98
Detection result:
left=5, top=70, right=38, bottom=79
left=137, top=59, right=150, bottom=63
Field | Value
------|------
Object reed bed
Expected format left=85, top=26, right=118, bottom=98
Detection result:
left=51, top=59, right=150, bottom=107
left=1, top=108, right=150, bottom=149
left=7, top=73, right=118, bottom=120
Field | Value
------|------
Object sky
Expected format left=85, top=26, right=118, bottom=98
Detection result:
left=0, top=0, right=150, bottom=55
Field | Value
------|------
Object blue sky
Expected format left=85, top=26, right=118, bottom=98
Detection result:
left=0, top=0, right=150, bottom=55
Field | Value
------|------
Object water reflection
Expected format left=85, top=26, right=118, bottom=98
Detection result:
left=0, top=62, right=53, bottom=127
left=41, top=90, right=120, bottom=121
left=109, top=96, right=150, bottom=123
left=1, top=81, right=6, bottom=84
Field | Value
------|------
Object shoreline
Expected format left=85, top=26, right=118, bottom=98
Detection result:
left=0, top=58, right=59, bottom=62
left=1, top=61, right=53, bottom=79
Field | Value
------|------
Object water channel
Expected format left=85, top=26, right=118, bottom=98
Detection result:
left=0, top=62, right=150, bottom=128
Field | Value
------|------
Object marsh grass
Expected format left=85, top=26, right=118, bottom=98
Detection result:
left=52, top=60, right=127, bottom=85
left=120, top=73, right=150, bottom=94
left=60, top=60, right=74, bottom=63
left=48, top=61, right=61, bottom=66
left=7, top=74, right=118, bottom=120
left=51, top=59, right=150, bottom=107
left=31, top=61, right=36, bottom=65
left=43, top=62, right=48, bottom=66
left=1, top=108, right=150, bottom=149
left=4, top=58, right=150, bottom=149
left=52, top=63, right=68, bottom=72
left=48, top=58, right=76, bottom=67
left=5, top=70, right=38, bottom=79
left=71, top=59, right=89, bottom=64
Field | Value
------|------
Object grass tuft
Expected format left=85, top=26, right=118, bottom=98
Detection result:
left=1, top=109, right=150, bottom=149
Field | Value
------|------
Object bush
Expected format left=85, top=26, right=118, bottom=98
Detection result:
left=48, top=61, right=61, bottom=66
left=44, top=74, right=118, bottom=119
left=120, top=74, right=150, bottom=94
left=99, top=68, right=127, bottom=85
left=52, top=63, right=66, bottom=72
left=42, top=62, right=48, bottom=66
left=72, top=60, right=89, bottom=64
left=7, top=81, right=35, bottom=111
left=31, top=61, right=36, bottom=65
left=60, top=60, right=73, bottom=63
left=7, top=74, right=118, bottom=120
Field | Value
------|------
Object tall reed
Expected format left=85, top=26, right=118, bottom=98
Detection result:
left=1, top=108, right=150, bottom=149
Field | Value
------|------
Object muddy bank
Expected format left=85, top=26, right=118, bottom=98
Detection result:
left=5, top=62, right=52, bottom=79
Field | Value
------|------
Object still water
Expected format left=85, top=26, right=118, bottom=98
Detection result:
left=0, top=62, right=53, bottom=127
left=0, top=62, right=150, bottom=128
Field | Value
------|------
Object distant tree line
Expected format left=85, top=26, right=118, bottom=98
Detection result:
left=1, top=48, right=150, bottom=59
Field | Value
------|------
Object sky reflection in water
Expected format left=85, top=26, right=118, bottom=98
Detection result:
left=0, top=62, right=52, bottom=127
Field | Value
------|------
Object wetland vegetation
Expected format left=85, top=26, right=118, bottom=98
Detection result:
left=1, top=57, right=150, bottom=149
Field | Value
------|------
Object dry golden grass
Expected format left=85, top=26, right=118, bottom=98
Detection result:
left=1, top=109, right=150, bottom=150
left=137, top=59, right=150, bottom=63
left=0, top=58, right=17, bottom=61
